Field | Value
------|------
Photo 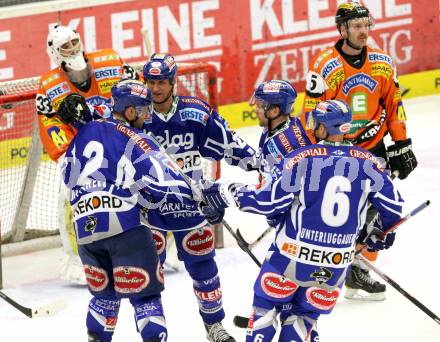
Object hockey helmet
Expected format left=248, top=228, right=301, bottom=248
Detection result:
left=111, top=79, right=152, bottom=115
left=142, top=53, right=178, bottom=83
left=309, top=100, right=352, bottom=135
left=46, top=25, right=87, bottom=71
left=251, top=80, right=297, bottom=115
left=335, top=2, right=373, bottom=28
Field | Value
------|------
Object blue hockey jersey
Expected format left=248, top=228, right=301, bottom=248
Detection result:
left=141, top=96, right=258, bottom=231
left=231, top=142, right=403, bottom=290
left=61, top=118, right=194, bottom=244
left=257, top=117, right=311, bottom=175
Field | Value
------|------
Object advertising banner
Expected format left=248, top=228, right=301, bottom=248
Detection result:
left=0, top=0, right=439, bottom=105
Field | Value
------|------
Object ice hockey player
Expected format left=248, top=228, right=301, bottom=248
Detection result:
left=301, top=2, right=417, bottom=299
left=35, top=24, right=137, bottom=284
left=250, top=79, right=311, bottom=177
left=142, top=53, right=258, bottom=342
left=199, top=99, right=404, bottom=341
left=60, top=80, right=194, bottom=342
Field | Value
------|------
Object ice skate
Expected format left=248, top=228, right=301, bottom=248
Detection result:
left=344, top=265, right=386, bottom=301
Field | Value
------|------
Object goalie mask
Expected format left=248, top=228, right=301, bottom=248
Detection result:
left=47, top=25, right=87, bottom=71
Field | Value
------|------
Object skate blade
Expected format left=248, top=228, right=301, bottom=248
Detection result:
left=344, top=288, right=385, bottom=301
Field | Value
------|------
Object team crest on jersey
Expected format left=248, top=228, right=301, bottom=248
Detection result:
left=342, top=73, right=377, bottom=95
left=260, top=272, right=298, bottom=299
left=182, top=228, right=215, bottom=255
left=86, top=95, right=109, bottom=106
left=310, top=267, right=333, bottom=284
left=113, top=266, right=150, bottom=294
left=84, top=215, right=97, bottom=232
left=84, top=265, right=109, bottom=292
left=179, top=108, right=209, bottom=125
left=46, top=82, right=70, bottom=101
left=305, top=287, right=340, bottom=310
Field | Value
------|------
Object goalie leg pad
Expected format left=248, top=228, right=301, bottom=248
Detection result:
left=87, top=296, right=121, bottom=342
left=130, top=295, right=167, bottom=341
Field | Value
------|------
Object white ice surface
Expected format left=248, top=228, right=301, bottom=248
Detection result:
left=1, top=94, right=440, bottom=341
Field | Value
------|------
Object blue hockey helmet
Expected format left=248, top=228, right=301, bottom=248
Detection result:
left=142, top=53, right=178, bottom=83
left=252, top=80, right=297, bottom=115
left=309, top=99, right=352, bottom=135
left=111, top=79, right=152, bottom=114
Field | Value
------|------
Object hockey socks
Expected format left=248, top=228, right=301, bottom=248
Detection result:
left=87, top=297, right=121, bottom=342
left=131, top=296, right=167, bottom=341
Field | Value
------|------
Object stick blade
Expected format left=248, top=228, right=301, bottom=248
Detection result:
left=31, top=297, right=68, bottom=318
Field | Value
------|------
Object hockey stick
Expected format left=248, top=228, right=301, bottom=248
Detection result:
left=141, top=27, right=153, bottom=58
left=358, top=256, right=440, bottom=326
left=0, top=290, right=68, bottom=318
left=232, top=200, right=432, bottom=329
left=144, top=132, right=263, bottom=267
left=236, top=226, right=273, bottom=251
left=356, top=200, right=430, bottom=256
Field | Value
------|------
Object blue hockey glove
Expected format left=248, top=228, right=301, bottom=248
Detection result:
left=364, top=217, right=396, bottom=251
left=199, top=180, right=238, bottom=210
left=199, top=203, right=225, bottom=225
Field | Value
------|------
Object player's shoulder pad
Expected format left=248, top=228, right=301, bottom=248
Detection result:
left=87, top=49, right=123, bottom=65
left=310, top=46, right=338, bottom=71
left=348, top=145, right=386, bottom=171
left=366, top=46, right=395, bottom=68
left=39, top=68, right=63, bottom=89
left=283, top=144, right=330, bottom=170
left=178, top=96, right=213, bottom=125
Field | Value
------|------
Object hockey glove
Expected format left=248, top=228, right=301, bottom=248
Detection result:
left=363, top=216, right=396, bottom=251
left=199, top=180, right=239, bottom=210
left=199, top=203, right=225, bottom=225
left=387, top=138, right=417, bottom=180
left=57, top=93, right=91, bottom=125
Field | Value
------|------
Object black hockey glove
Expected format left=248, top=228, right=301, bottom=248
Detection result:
left=386, top=138, right=417, bottom=180
left=57, top=93, right=90, bottom=125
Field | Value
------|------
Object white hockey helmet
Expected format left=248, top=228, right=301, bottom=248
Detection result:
left=46, top=25, right=87, bottom=71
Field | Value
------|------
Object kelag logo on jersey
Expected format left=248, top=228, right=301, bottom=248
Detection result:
left=342, top=73, right=377, bottom=95
left=94, top=66, right=121, bottom=80
left=267, top=139, right=283, bottom=162
left=46, top=82, right=70, bottom=100
left=179, top=108, right=208, bottom=125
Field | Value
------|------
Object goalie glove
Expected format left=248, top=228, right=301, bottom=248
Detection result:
left=57, top=93, right=91, bottom=126
left=387, top=138, right=417, bottom=180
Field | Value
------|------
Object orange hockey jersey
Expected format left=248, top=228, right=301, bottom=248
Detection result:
left=301, top=40, right=407, bottom=151
left=36, top=49, right=136, bottom=161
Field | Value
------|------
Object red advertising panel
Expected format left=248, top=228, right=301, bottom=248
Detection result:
left=0, top=0, right=439, bottom=106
